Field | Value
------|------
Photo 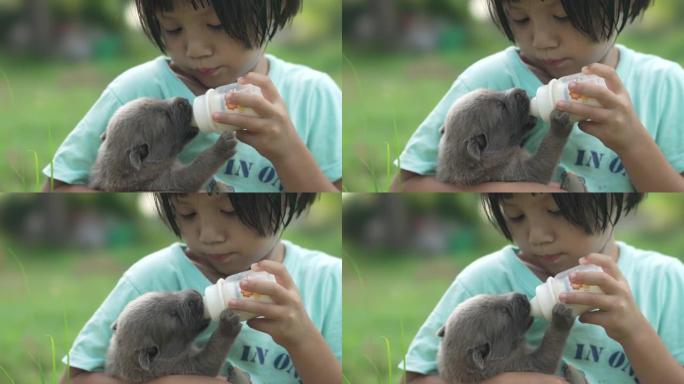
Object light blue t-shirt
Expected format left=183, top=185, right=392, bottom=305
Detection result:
left=398, top=45, right=684, bottom=192
left=63, top=240, right=341, bottom=384
left=402, top=242, right=684, bottom=384
left=43, top=55, right=342, bottom=192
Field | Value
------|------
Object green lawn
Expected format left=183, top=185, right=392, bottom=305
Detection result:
left=0, top=194, right=341, bottom=383
left=0, top=35, right=341, bottom=192
left=342, top=23, right=684, bottom=192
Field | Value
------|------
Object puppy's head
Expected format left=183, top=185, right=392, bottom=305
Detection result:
left=111, top=290, right=208, bottom=372
left=437, top=293, right=533, bottom=374
left=439, top=88, right=537, bottom=164
left=102, top=97, right=198, bottom=173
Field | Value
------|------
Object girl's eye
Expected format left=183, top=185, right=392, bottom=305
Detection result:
left=554, top=15, right=569, bottom=22
left=208, top=24, right=223, bottom=31
left=548, top=210, right=562, bottom=216
left=164, top=27, right=182, bottom=35
left=507, top=215, right=525, bottom=222
left=220, top=210, right=236, bottom=217
left=511, top=17, right=529, bottom=25
left=178, top=212, right=196, bottom=219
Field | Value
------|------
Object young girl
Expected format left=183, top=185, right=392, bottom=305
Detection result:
left=60, top=193, right=341, bottom=384
left=43, top=0, right=341, bottom=192
left=402, top=193, right=684, bottom=383
left=394, top=0, right=684, bottom=192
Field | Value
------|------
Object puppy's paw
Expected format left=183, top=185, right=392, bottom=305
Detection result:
left=215, top=131, right=238, bottom=157
left=549, top=110, right=573, bottom=136
left=218, top=309, right=242, bottom=337
left=551, top=303, right=575, bottom=330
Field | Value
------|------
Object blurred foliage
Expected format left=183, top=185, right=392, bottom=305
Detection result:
left=342, top=193, right=684, bottom=383
left=0, top=193, right=340, bottom=383
left=343, top=0, right=684, bottom=192
left=0, top=0, right=341, bottom=192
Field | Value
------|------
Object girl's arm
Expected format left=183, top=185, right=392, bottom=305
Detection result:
left=391, top=170, right=565, bottom=192
left=59, top=367, right=124, bottom=384
left=43, top=178, right=97, bottom=192
left=403, top=371, right=569, bottom=384
left=555, top=63, right=684, bottom=192
left=211, top=73, right=338, bottom=192
left=562, top=254, right=684, bottom=384
left=229, top=260, right=341, bottom=384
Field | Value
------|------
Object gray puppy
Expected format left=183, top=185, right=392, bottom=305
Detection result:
left=437, top=293, right=585, bottom=384
left=105, top=290, right=243, bottom=383
left=436, top=88, right=575, bottom=187
left=89, top=97, right=237, bottom=191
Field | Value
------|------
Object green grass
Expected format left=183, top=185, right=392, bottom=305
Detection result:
left=342, top=17, right=684, bottom=192
left=0, top=33, right=341, bottom=192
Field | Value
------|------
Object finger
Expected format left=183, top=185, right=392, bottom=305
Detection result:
left=225, top=91, right=278, bottom=117
left=567, top=81, right=621, bottom=110
left=238, top=72, right=281, bottom=103
left=228, top=297, right=285, bottom=319
left=252, top=259, right=296, bottom=290
left=577, top=309, right=606, bottom=326
left=582, top=63, right=625, bottom=94
left=560, top=290, right=613, bottom=311
left=579, top=253, right=624, bottom=282
left=555, top=100, right=611, bottom=122
left=239, top=278, right=287, bottom=302
left=568, top=270, right=622, bottom=296
left=212, top=111, right=268, bottom=133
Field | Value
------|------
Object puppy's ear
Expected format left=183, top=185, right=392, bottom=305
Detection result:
left=465, top=134, right=487, bottom=160
left=439, top=125, right=445, bottom=136
left=111, top=320, right=117, bottom=332
left=128, top=144, right=150, bottom=171
left=136, top=343, right=159, bottom=371
left=100, top=131, right=107, bottom=142
left=468, top=342, right=490, bottom=371
left=437, top=326, right=445, bottom=338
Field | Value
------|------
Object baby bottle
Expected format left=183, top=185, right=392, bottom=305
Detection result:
left=192, top=83, right=262, bottom=133
left=203, top=270, right=276, bottom=322
left=529, top=264, right=604, bottom=320
left=529, top=73, right=607, bottom=123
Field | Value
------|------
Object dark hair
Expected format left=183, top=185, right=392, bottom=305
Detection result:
left=482, top=193, right=644, bottom=241
left=487, top=0, right=653, bottom=42
left=136, top=0, right=302, bottom=51
left=154, top=193, right=317, bottom=237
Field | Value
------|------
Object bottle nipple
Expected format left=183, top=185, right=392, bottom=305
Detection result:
left=529, top=296, right=543, bottom=318
left=529, top=97, right=540, bottom=118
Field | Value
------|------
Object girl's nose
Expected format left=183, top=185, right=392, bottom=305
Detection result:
left=184, top=36, right=213, bottom=60
left=198, top=220, right=226, bottom=244
left=531, top=23, right=559, bottom=51
left=528, top=222, right=554, bottom=246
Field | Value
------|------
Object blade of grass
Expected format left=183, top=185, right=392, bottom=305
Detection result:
left=47, top=335, right=57, bottom=384
left=0, top=366, right=16, bottom=384
left=381, top=336, right=393, bottom=384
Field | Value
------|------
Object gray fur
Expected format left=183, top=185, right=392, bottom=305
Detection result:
left=436, top=88, right=574, bottom=187
left=105, top=290, right=242, bottom=384
left=89, top=97, right=237, bottom=191
left=437, top=293, right=583, bottom=384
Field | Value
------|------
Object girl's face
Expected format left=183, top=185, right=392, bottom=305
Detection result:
left=500, top=194, right=616, bottom=275
left=157, top=1, right=263, bottom=88
left=173, top=194, right=280, bottom=276
left=504, top=0, right=616, bottom=78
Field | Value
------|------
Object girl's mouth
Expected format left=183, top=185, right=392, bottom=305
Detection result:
left=207, top=252, right=237, bottom=263
left=541, top=58, right=568, bottom=67
left=539, top=253, right=564, bottom=263
left=197, top=67, right=220, bottom=76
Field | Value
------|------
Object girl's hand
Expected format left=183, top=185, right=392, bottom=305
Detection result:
left=559, top=253, right=649, bottom=344
left=211, top=73, right=306, bottom=165
left=228, top=260, right=318, bottom=350
left=555, top=63, right=650, bottom=155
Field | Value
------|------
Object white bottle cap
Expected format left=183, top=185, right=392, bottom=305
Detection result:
left=202, top=271, right=276, bottom=322
left=530, top=276, right=557, bottom=320
left=192, top=88, right=219, bottom=133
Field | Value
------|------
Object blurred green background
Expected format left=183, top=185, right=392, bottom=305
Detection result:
left=0, top=0, right=341, bottom=192
left=342, top=0, right=684, bottom=192
left=342, top=193, right=684, bottom=384
left=0, top=193, right=341, bottom=383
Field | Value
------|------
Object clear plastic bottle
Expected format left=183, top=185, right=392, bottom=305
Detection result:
left=192, top=83, right=262, bottom=133
left=529, top=264, right=604, bottom=320
left=529, top=73, right=607, bottom=123
left=203, top=270, right=275, bottom=322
